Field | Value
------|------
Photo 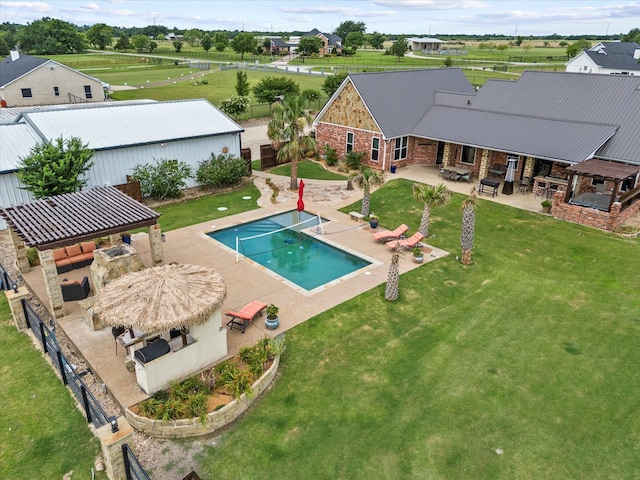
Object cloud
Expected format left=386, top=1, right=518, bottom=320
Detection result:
left=2, top=1, right=52, bottom=13
left=373, top=0, right=489, bottom=10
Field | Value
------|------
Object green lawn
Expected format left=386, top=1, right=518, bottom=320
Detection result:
left=0, top=296, right=105, bottom=479
left=267, top=160, right=348, bottom=180
left=196, top=179, right=640, bottom=479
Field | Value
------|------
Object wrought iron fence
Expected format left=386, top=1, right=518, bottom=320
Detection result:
left=0, top=262, right=16, bottom=291
left=122, top=444, right=151, bottom=480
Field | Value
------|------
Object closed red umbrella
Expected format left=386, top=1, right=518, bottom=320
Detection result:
left=297, top=179, right=305, bottom=212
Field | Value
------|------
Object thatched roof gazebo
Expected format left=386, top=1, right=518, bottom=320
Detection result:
left=92, top=263, right=229, bottom=394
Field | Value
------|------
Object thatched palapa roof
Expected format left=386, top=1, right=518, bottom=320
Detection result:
left=92, top=263, right=227, bottom=333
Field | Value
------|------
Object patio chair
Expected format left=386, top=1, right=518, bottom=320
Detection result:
left=225, top=300, right=268, bottom=333
left=386, top=232, right=426, bottom=250
left=372, top=224, right=409, bottom=243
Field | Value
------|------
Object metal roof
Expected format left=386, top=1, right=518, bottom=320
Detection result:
left=0, top=186, right=160, bottom=250
left=413, top=106, right=618, bottom=164
left=19, top=99, right=243, bottom=150
left=463, top=71, right=640, bottom=164
left=349, top=69, right=476, bottom=138
left=0, top=123, right=41, bottom=173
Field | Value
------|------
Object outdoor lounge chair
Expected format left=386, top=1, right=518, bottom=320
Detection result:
left=372, top=224, right=409, bottom=243
left=225, top=300, right=268, bottom=333
left=386, top=232, right=426, bottom=250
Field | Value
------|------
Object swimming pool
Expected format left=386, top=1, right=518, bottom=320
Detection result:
left=207, top=211, right=371, bottom=291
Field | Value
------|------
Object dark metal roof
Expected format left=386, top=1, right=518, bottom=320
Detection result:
left=0, top=186, right=160, bottom=250
left=465, top=71, right=640, bottom=164
left=0, top=53, right=49, bottom=87
left=349, top=69, right=476, bottom=138
left=566, top=158, right=640, bottom=180
left=302, top=28, right=342, bottom=46
left=414, top=106, right=618, bottom=164
left=584, top=50, right=640, bottom=71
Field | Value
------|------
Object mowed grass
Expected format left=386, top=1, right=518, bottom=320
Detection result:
left=268, top=160, right=348, bottom=180
left=198, top=179, right=640, bottom=479
left=0, top=296, right=104, bottom=479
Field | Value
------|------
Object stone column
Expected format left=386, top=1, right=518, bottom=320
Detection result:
left=38, top=250, right=64, bottom=319
left=479, top=149, right=491, bottom=179
left=9, top=228, right=30, bottom=273
left=96, top=416, right=135, bottom=480
left=148, top=224, right=164, bottom=266
left=109, top=233, right=122, bottom=246
left=5, top=286, right=31, bottom=330
left=523, top=156, right=535, bottom=179
left=443, top=143, right=452, bottom=167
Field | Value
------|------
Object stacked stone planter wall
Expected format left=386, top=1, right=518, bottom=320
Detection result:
left=125, top=355, right=280, bottom=439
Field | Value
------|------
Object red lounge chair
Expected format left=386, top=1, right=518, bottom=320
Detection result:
left=225, top=300, right=268, bottom=333
left=386, top=232, right=425, bottom=250
left=372, top=224, right=409, bottom=243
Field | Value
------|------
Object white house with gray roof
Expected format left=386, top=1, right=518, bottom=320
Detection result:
left=565, top=42, right=640, bottom=75
left=0, top=98, right=243, bottom=228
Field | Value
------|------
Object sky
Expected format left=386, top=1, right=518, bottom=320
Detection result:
left=1, top=0, right=638, bottom=37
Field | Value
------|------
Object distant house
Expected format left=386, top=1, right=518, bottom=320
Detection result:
left=565, top=41, right=640, bottom=75
left=314, top=69, right=640, bottom=230
left=261, top=36, right=296, bottom=55
left=0, top=99, right=244, bottom=228
left=0, top=51, right=107, bottom=107
left=301, top=29, right=342, bottom=55
left=407, top=37, right=445, bottom=53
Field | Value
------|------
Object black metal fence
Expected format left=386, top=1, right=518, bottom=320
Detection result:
left=122, top=444, right=151, bottom=480
left=0, top=263, right=16, bottom=291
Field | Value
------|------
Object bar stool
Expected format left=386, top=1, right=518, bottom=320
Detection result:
left=111, top=325, right=125, bottom=355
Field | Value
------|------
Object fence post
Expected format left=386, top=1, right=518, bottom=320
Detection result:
left=4, top=286, right=31, bottom=330
left=96, top=416, right=135, bottom=480
left=39, top=322, right=48, bottom=354
left=57, top=350, right=67, bottom=385
left=81, top=386, right=93, bottom=424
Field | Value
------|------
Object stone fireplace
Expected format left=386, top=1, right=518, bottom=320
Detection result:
left=90, top=244, right=145, bottom=293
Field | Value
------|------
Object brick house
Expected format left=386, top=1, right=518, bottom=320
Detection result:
left=0, top=51, right=106, bottom=107
left=314, top=69, right=640, bottom=230
left=301, top=29, right=342, bottom=56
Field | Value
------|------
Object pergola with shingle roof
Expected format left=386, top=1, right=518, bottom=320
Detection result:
left=0, top=186, right=164, bottom=319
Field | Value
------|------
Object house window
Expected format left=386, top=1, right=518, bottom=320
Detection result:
left=21, top=88, right=32, bottom=98
left=461, top=145, right=476, bottom=165
left=346, top=132, right=354, bottom=153
left=53, top=86, right=60, bottom=96
left=591, top=176, right=605, bottom=186
left=371, top=137, right=380, bottom=162
left=583, top=66, right=588, bottom=71
left=84, top=85, right=93, bottom=99
left=393, top=136, right=408, bottom=161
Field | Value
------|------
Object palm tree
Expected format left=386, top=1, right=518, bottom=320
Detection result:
left=385, top=249, right=401, bottom=301
left=350, top=167, right=384, bottom=216
left=412, top=182, right=451, bottom=237
left=460, top=187, right=478, bottom=265
left=267, top=95, right=316, bottom=190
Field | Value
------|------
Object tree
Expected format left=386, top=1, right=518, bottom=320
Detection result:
left=566, top=39, right=591, bottom=58
left=390, top=36, right=408, bottom=58
left=385, top=249, right=401, bottom=301
left=86, top=23, right=113, bottom=50
left=201, top=34, right=213, bottom=53
left=213, top=31, right=229, bottom=50
left=322, top=72, right=348, bottom=97
left=235, top=71, right=250, bottom=96
left=147, top=40, right=158, bottom=53
left=230, top=32, right=256, bottom=60
left=183, top=29, right=202, bottom=47
left=350, top=167, right=384, bottom=216
left=253, top=76, right=300, bottom=104
left=114, top=35, right=131, bottom=52
left=131, top=34, right=150, bottom=53
left=622, top=28, right=640, bottom=43
left=515, top=36, right=523, bottom=46
left=17, top=17, right=86, bottom=54
left=497, top=43, right=509, bottom=53
left=335, top=21, right=366, bottom=42
left=301, top=89, right=321, bottom=103
left=17, top=136, right=94, bottom=199
left=298, top=36, right=323, bottom=56
left=367, top=32, right=386, bottom=50
left=443, top=56, right=453, bottom=68
left=267, top=95, right=316, bottom=190
left=173, top=41, right=183, bottom=53
left=460, top=187, right=478, bottom=265
left=131, top=158, right=193, bottom=200
left=345, top=32, right=364, bottom=51
left=522, top=42, right=532, bottom=54
left=220, top=95, right=250, bottom=119
left=412, top=182, right=451, bottom=237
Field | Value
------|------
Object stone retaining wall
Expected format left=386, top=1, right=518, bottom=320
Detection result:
left=125, top=355, right=279, bottom=438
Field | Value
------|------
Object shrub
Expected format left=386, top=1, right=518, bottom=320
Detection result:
left=219, top=95, right=250, bottom=119
left=26, top=247, right=40, bottom=266
left=131, top=158, right=192, bottom=200
left=185, top=392, right=209, bottom=423
left=196, top=153, right=248, bottom=189
left=301, top=88, right=321, bottom=103
left=252, top=76, right=300, bottom=104
left=323, top=144, right=338, bottom=166
left=345, top=151, right=366, bottom=170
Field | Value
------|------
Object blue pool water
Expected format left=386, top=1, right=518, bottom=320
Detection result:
left=207, top=211, right=371, bottom=291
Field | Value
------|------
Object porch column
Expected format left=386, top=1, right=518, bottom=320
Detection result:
left=10, top=228, right=30, bottom=273
left=148, top=224, right=165, bottom=266
left=38, top=249, right=64, bottom=319
left=443, top=143, right=452, bottom=167
left=109, top=233, right=123, bottom=246
left=96, top=416, right=135, bottom=480
left=523, top=156, right=535, bottom=179
left=479, top=149, right=491, bottom=179
left=5, top=286, right=31, bottom=330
